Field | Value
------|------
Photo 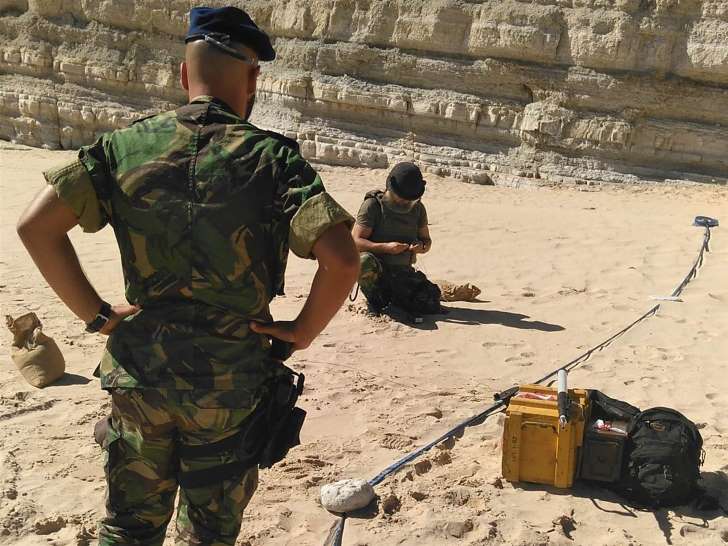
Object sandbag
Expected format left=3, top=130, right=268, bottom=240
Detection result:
left=6, top=312, right=65, bottom=388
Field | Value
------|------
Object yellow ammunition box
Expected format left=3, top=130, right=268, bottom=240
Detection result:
left=502, top=385, right=590, bottom=489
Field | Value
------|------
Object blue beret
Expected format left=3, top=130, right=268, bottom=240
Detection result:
left=186, top=6, right=275, bottom=62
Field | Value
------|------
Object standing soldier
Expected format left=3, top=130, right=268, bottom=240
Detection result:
left=16, top=6, right=359, bottom=545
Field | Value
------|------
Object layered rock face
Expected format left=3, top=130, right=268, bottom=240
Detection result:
left=2, top=0, right=728, bottom=184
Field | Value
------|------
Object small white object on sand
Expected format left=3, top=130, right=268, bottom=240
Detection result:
left=320, top=479, right=376, bottom=513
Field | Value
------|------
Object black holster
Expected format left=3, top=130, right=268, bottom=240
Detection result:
left=177, top=370, right=306, bottom=488
left=253, top=371, right=307, bottom=469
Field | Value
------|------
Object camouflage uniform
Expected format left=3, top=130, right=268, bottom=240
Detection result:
left=44, top=95, right=352, bottom=545
left=358, top=252, right=385, bottom=305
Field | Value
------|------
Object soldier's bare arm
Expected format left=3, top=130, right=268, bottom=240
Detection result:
left=251, top=222, right=359, bottom=350
left=17, top=186, right=139, bottom=334
left=352, top=223, right=408, bottom=255
left=411, top=224, right=432, bottom=254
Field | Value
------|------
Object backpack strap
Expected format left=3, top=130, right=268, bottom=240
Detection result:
left=361, top=190, right=385, bottom=228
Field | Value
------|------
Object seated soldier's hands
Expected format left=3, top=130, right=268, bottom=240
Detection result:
left=384, top=242, right=410, bottom=255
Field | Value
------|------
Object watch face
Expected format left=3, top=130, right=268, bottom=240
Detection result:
left=86, top=311, right=111, bottom=333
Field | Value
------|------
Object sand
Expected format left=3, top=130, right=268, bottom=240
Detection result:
left=1, top=141, right=727, bottom=545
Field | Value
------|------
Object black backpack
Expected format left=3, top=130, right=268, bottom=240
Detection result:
left=621, top=407, right=704, bottom=507
left=585, top=392, right=704, bottom=507
left=385, top=267, right=442, bottom=315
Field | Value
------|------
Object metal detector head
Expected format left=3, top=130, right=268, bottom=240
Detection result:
left=693, top=216, right=719, bottom=228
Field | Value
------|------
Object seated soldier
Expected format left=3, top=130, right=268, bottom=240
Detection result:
left=352, top=162, right=441, bottom=316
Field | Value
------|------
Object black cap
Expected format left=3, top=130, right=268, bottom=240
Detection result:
left=186, top=6, right=276, bottom=62
left=386, top=162, right=426, bottom=200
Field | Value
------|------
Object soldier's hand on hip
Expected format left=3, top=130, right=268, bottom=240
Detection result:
left=384, top=242, right=409, bottom=255
left=99, top=304, right=141, bottom=336
left=410, top=241, right=426, bottom=254
left=250, top=320, right=311, bottom=352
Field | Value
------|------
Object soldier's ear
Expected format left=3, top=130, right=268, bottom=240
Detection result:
left=180, top=61, right=189, bottom=91
left=247, top=64, right=259, bottom=95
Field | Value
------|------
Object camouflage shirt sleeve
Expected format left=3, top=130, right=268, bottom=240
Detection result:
left=43, top=135, right=112, bottom=233
left=282, top=149, right=353, bottom=259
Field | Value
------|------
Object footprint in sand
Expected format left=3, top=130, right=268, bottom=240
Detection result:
left=276, top=508, right=294, bottom=532
left=705, top=393, right=719, bottom=400
left=33, top=515, right=67, bottom=535
left=504, top=356, right=532, bottom=366
left=0, top=399, right=58, bottom=422
left=301, top=455, right=328, bottom=468
left=413, top=459, right=432, bottom=475
left=380, top=433, right=415, bottom=450
left=444, top=486, right=472, bottom=507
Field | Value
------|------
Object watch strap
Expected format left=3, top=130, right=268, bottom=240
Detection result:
left=85, top=301, right=112, bottom=333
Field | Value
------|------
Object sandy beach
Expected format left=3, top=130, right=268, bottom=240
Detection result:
left=1, top=142, right=727, bottom=546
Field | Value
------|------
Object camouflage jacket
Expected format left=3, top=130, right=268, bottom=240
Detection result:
left=45, top=96, right=352, bottom=392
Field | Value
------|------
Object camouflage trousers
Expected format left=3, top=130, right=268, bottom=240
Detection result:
left=358, top=252, right=384, bottom=302
left=358, top=252, right=411, bottom=310
left=99, top=388, right=259, bottom=546
left=359, top=253, right=442, bottom=315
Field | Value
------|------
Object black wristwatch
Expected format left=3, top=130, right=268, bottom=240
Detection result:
left=85, top=301, right=112, bottom=333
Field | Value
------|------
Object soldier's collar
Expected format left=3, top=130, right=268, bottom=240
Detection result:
left=189, top=95, right=238, bottom=116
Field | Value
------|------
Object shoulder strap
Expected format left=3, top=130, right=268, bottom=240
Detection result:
left=362, top=190, right=385, bottom=224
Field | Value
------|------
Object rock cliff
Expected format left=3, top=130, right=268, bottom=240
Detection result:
left=2, top=0, right=728, bottom=184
